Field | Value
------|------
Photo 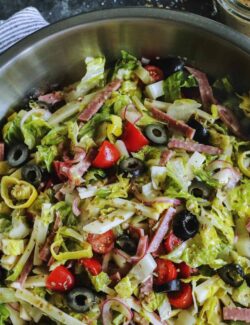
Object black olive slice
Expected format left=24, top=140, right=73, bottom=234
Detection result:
left=217, top=264, right=245, bottom=288
left=154, top=279, right=181, bottom=293
left=66, top=287, right=95, bottom=312
left=172, top=211, right=199, bottom=241
left=144, top=124, right=168, bottom=145
left=119, top=157, right=145, bottom=177
left=7, top=143, right=29, bottom=167
left=21, top=164, right=42, bottom=186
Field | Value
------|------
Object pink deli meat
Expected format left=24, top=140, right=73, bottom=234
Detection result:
left=223, top=307, right=250, bottom=322
left=38, top=91, right=64, bottom=105
left=168, top=138, right=222, bottom=155
left=185, top=66, right=217, bottom=108
left=147, top=207, right=176, bottom=254
left=150, top=107, right=195, bottom=139
left=78, top=79, right=122, bottom=121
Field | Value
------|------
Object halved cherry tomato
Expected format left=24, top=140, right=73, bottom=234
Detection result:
left=80, top=258, right=102, bottom=276
left=46, top=266, right=75, bottom=292
left=154, top=258, right=177, bottom=286
left=168, top=282, right=193, bottom=309
left=144, top=65, right=164, bottom=82
left=164, top=231, right=182, bottom=253
left=92, top=140, right=120, bottom=169
left=122, top=121, right=149, bottom=152
left=177, top=262, right=192, bottom=279
left=87, top=230, right=115, bottom=254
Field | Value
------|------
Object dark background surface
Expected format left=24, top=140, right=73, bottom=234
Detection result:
left=0, top=0, right=217, bottom=22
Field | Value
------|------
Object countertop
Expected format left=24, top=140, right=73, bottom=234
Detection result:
left=0, top=0, right=217, bottom=22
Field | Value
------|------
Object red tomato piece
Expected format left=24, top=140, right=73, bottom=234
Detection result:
left=87, top=230, right=115, bottom=254
left=164, top=231, right=182, bottom=253
left=80, top=258, right=102, bottom=276
left=154, top=258, right=177, bottom=286
left=121, top=121, right=149, bottom=152
left=177, top=262, right=192, bottom=279
left=46, top=266, right=75, bottom=292
left=92, top=141, right=120, bottom=169
left=168, top=283, right=193, bottom=309
left=144, top=65, right=164, bottom=82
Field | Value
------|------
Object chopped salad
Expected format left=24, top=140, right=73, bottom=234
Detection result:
left=0, top=51, right=250, bottom=324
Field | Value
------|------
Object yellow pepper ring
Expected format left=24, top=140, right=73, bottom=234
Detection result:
left=238, top=151, right=250, bottom=178
left=0, top=176, right=38, bottom=209
left=50, top=241, right=93, bottom=261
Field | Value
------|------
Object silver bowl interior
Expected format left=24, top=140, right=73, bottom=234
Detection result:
left=0, top=8, right=249, bottom=118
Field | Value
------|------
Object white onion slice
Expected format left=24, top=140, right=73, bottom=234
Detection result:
left=115, top=140, right=129, bottom=157
left=20, top=109, right=51, bottom=128
left=145, top=80, right=165, bottom=99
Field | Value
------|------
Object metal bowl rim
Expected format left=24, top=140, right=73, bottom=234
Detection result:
left=0, top=7, right=249, bottom=68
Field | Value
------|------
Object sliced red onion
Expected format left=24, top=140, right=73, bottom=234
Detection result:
left=8, top=303, right=20, bottom=312
left=20, top=108, right=52, bottom=128
left=129, top=226, right=145, bottom=238
left=16, top=254, right=33, bottom=287
left=147, top=207, right=176, bottom=254
left=102, top=252, right=112, bottom=273
left=0, top=143, right=4, bottom=161
left=72, top=197, right=81, bottom=216
left=132, top=185, right=181, bottom=207
left=139, top=275, right=153, bottom=297
left=213, top=167, right=241, bottom=189
left=102, top=298, right=133, bottom=325
left=130, top=235, right=148, bottom=263
left=207, top=159, right=233, bottom=172
left=123, top=104, right=142, bottom=124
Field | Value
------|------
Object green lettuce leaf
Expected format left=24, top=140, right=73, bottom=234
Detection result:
left=141, top=292, right=165, bottom=313
left=21, top=116, right=51, bottom=149
left=74, top=56, right=105, bottom=98
left=89, top=271, right=111, bottom=292
left=35, top=145, right=58, bottom=171
left=167, top=226, right=225, bottom=268
left=164, top=71, right=197, bottom=102
left=199, top=296, right=222, bottom=325
left=114, top=275, right=138, bottom=298
left=41, top=125, right=67, bottom=145
left=0, top=215, right=11, bottom=234
left=0, top=304, right=9, bottom=325
left=213, top=77, right=239, bottom=110
left=232, top=281, right=250, bottom=307
left=113, top=50, right=138, bottom=80
left=193, top=168, right=219, bottom=188
left=227, top=180, right=250, bottom=218
left=96, top=176, right=130, bottom=199
left=2, top=112, right=24, bottom=144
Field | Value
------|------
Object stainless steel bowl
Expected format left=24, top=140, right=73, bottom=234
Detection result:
left=0, top=8, right=249, bottom=119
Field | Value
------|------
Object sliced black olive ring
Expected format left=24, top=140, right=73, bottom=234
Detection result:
left=154, top=279, right=181, bottom=293
left=7, top=143, right=29, bottom=167
left=21, top=164, right=42, bottom=186
left=119, top=157, right=145, bottom=177
left=217, top=264, right=245, bottom=288
left=144, top=124, right=168, bottom=145
left=172, top=211, right=199, bottom=241
left=66, top=287, right=95, bottom=313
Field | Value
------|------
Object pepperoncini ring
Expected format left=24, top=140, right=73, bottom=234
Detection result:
left=0, top=176, right=38, bottom=209
left=238, top=151, right=250, bottom=177
left=50, top=241, right=93, bottom=261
